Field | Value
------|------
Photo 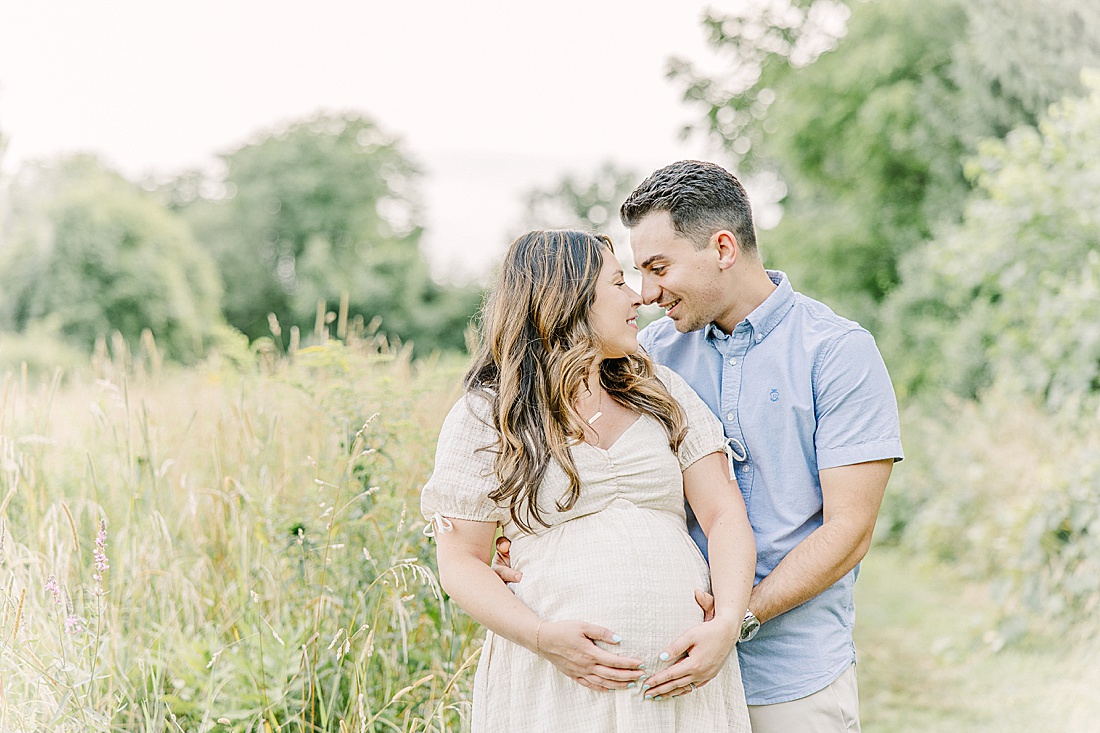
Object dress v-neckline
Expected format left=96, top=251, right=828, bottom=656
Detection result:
left=580, top=414, right=644, bottom=454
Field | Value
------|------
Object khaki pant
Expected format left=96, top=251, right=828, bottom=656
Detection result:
left=748, top=663, right=860, bottom=733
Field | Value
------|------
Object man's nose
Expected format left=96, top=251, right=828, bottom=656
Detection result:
left=639, top=276, right=661, bottom=305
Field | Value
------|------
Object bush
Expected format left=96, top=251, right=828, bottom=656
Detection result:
left=882, top=71, right=1100, bottom=404
left=882, top=385, right=1100, bottom=634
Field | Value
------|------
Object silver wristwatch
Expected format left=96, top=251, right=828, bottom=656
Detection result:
left=739, top=609, right=761, bottom=643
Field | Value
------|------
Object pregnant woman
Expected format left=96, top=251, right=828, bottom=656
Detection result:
left=422, top=230, right=754, bottom=732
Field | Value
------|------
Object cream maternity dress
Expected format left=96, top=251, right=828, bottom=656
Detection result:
left=421, top=365, right=751, bottom=732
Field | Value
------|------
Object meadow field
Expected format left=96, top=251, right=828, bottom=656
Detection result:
left=1, top=340, right=1097, bottom=732
left=1, top=341, right=479, bottom=731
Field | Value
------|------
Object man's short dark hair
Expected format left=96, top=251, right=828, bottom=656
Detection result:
left=620, top=160, right=757, bottom=254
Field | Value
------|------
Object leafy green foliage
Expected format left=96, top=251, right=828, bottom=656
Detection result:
left=881, top=386, right=1100, bottom=631
left=673, top=0, right=1100, bottom=323
left=0, top=155, right=226, bottom=360
left=166, top=112, right=481, bottom=352
left=881, top=72, right=1100, bottom=404
left=519, top=161, right=638, bottom=235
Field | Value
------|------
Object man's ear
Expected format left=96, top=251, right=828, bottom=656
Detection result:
left=712, top=230, right=739, bottom=270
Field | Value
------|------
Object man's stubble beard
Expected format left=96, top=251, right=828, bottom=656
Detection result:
left=673, top=308, right=712, bottom=334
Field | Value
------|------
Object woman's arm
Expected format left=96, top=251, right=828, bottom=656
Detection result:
left=639, top=451, right=756, bottom=699
left=434, top=516, right=645, bottom=691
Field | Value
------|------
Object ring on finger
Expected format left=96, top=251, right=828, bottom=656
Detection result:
left=688, top=682, right=697, bottom=692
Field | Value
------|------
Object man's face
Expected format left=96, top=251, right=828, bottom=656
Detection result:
left=629, top=211, right=723, bottom=333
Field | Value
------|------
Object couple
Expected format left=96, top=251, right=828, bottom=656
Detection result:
left=422, top=160, right=903, bottom=732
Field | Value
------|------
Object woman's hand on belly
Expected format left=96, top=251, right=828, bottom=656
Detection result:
left=538, top=620, right=647, bottom=692
left=637, top=616, right=739, bottom=699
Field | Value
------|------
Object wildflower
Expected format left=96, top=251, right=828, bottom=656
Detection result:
left=44, top=574, right=62, bottom=605
left=93, top=520, right=109, bottom=584
left=65, top=613, right=82, bottom=634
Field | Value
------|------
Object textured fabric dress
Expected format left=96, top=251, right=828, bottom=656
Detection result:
left=421, top=365, right=751, bottom=733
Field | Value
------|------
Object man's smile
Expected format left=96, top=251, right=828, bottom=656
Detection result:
left=660, top=297, right=682, bottom=315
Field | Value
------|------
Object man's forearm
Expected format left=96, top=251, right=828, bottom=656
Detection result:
left=747, top=517, right=870, bottom=624
left=750, top=460, right=891, bottom=624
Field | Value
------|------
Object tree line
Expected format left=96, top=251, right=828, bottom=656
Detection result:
left=2, top=0, right=1099, bottom=405
left=0, top=113, right=481, bottom=366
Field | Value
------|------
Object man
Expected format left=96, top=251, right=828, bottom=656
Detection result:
left=622, top=160, right=903, bottom=732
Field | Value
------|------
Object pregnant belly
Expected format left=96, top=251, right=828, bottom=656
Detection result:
left=509, top=498, right=710, bottom=665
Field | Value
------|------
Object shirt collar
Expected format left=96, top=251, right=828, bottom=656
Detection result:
left=705, top=270, right=795, bottom=344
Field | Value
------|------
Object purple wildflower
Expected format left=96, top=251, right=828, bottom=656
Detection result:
left=92, top=520, right=109, bottom=585
left=45, top=574, right=62, bottom=605
left=65, top=613, right=82, bottom=634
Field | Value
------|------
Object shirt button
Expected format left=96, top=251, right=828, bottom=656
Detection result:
left=728, top=357, right=737, bottom=366
left=756, top=335, right=763, bottom=343
left=726, top=412, right=735, bottom=421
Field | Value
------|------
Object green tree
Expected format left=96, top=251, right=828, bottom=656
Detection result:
left=0, top=155, right=225, bottom=360
left=673, top=0, right=1100, bottom=324
left=881, top=71, right=1100, bottom=405
left=167, top=112, right=479, bottom=351
left=519, top=161, right=638, bottom=235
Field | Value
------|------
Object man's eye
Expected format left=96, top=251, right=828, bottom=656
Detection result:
left=651, top=266, right=666, bottom=275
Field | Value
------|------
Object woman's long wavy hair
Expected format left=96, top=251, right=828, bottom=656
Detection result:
left=464, top=230, right=688, bottom=533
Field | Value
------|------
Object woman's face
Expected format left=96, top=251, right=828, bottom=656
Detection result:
left=588, top=251, right=643, bottom=359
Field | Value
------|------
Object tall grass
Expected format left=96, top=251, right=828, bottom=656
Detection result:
left=0, top=339, right=480, bottom=732
left=5, top=330, right=1096, bottom=731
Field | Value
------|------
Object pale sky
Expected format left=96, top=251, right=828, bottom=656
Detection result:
left=0, top=0, right=734, bottom=282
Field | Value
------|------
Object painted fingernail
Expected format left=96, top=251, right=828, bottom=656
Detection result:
left=655, top=696, right=663, bottom=701
left=644, top=694, right=653, bottom=700
left=642, top=684, right=651, bottom=691
left=638, top=663, right=646, bottom=669
left=659, top=652, right=670, bottom=661
left=611, top=634, right=622, bottom=643
left=628, top=682, right=636, bottom=689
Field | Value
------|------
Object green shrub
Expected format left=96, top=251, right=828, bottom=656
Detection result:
left=882, top=385, right=1100, bottom=634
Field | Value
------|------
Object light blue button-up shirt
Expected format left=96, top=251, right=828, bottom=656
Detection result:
left=639, top=270, right=903, bottom=705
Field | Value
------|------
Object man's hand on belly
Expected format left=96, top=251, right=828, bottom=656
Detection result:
left=492, top=536, right=522, bottom=584
left=694, top=589, right=715, bottom=621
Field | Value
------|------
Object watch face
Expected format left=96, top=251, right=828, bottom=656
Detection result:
left=739, top=614, right=761, bottom=642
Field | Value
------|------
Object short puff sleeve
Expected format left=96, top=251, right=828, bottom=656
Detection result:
left=655, top=365, right=729, bottom=471
left=420, top=393, right=508, bottom=530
